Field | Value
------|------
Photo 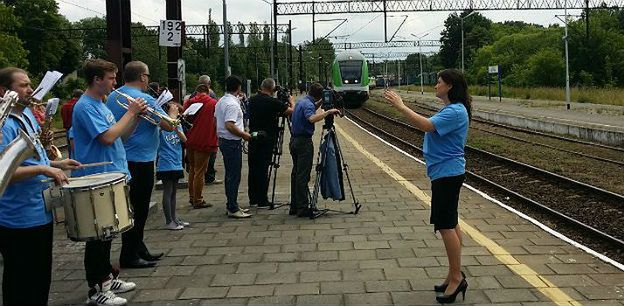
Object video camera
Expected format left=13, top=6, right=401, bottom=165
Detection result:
left=275, top=85, right=291, bottom=108
left=322, top=89, right=344, bottom=111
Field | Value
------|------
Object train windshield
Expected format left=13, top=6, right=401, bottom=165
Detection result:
left=339, top=60, right=362, bottom=84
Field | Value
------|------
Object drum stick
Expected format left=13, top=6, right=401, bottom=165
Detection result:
left=78, top=161, right=113, bottom=169
left=40, top=176, right=96, bottom=183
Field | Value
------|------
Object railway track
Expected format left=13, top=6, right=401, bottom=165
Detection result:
left=398, top=99, right=624, bottom=165
left=346, top=108, right=624, bottom=260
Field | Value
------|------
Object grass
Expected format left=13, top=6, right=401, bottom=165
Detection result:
left=401, top=84, right=624, bottom=107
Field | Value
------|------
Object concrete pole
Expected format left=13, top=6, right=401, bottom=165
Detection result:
left=419, top=45, right=424, bottom=94
left=461, top=17, right=465, bottom=72
left=223, top=0, right=230, bottom=77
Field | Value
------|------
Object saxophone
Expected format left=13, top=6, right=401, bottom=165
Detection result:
left=39, top=113, right=62, bottom=160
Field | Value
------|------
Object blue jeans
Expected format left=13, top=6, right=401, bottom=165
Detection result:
left=219, top=138, right=242, bottom=213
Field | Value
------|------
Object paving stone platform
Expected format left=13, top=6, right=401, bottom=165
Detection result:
left=18, top=117, right=624, bottom=305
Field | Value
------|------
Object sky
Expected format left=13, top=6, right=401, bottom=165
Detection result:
left=56, top=0, right=584, bottom=59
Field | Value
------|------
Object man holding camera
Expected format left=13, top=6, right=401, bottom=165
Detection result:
left=289, top=83, right=341, bottom=217
left=247, top=78, right=294, bottom=208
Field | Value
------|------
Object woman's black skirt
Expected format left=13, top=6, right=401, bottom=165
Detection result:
left=156, top=170, right=184, bottom=181
left=430, top=174, right=465, bottom=232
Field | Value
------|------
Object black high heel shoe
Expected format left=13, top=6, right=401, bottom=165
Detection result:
left=436, top=279, right=468, bottom=304
left=434, top=271, right=466, bottom=292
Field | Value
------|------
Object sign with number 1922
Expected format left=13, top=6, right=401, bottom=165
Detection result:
left=159, top=20, right=183, bottom=47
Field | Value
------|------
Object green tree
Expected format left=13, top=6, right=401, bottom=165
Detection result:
left=439, top=11, right=493, bottom=69
left=0, top=3, right=28, bottom=68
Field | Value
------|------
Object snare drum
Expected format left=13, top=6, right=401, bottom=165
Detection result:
left=62, top=172, right=133, bottom=241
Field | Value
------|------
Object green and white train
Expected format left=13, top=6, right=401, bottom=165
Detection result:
left=331, top=50, right=369, bottom=108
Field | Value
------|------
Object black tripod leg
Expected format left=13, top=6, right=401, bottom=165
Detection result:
left=331, top=130, right=361, bottom=214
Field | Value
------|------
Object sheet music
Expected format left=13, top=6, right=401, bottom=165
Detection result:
left=182, top=103, right=203, bottom=116
left=32, top=71, right=63, bottom=101
left=45, top=98, right=60, bottom=119
left=155, top=89, right=173, bottom=108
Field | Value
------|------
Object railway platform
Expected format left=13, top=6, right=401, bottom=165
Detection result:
left=39, top=117, right=624, bottom=305
left=383, top=90, right=624, bottom=147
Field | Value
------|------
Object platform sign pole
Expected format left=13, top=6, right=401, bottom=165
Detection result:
left=497, top=65, right=502, bottom=102
left=487, top=72, right=491, bottom=101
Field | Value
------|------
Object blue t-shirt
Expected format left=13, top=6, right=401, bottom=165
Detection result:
left=106, top=85, right=165, bottom=162
left=0, top=108, right=53, bottom=228
left=291, top=95, right=316, bottom=137
left=72, top=94, right=130, bottom=179
left=156, top=126, right=183, bottom=172
left=423, top=103, right=469, bottom=181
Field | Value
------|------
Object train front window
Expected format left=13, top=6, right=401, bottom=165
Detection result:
left=339, top=60, right=362, bottom=84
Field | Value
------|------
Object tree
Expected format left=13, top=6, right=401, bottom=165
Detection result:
left=439, top=11, right=493, bottom=69
left=0, top=3, right=28, bottom=68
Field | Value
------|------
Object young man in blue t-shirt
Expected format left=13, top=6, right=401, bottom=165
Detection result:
left=0, top=67, right=81, bottom=306
left=73, top=59, right=148, bottom=306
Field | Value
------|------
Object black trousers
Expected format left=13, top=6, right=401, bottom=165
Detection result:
left=0, top=222, right=53, bottom=306
left=289, top=137, right=314, bottom=212
left=84, top=239, right=112, bottom=287
left=248, top=138, right=277, bottom=205
left=204, top=151, right=218, bottom=183
left=121, top=161, right=154, bottom=264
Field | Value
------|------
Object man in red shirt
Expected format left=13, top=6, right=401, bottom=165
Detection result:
left=184, top=84, right=219, bottom=208
left=61, top=89, right=83, bottom=130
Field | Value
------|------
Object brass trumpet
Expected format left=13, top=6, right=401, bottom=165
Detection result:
left=113, top=89, right=180, bottom=127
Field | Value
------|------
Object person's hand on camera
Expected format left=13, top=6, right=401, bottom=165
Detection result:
left=383, top=90, right=406, bottom=109
left=325, top=108, right=341, bottom=117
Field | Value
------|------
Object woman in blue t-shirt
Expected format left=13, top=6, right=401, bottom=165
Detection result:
left=156, top=102, right=189, bottom=230
left=384, top=69, right=471, bottom=304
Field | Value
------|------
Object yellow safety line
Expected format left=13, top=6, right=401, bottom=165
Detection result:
left=335, top=123, right=581, bottom=306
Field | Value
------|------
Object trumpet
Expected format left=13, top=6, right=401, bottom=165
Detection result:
left=113, top=89, right=180, bottom=127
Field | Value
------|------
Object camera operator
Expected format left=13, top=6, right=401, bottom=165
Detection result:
left=289, top=82, right=341, bottom=217
left=247, top=78, right=294, bottom=208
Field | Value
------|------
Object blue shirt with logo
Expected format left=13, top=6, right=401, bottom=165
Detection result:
left=156, top=126, right=183, bottom=172
left=291, top=95, right=317, bottom=137
left=423, top=103, right=469, bottom=181
left=72, top=94, right=130, bottom=179
left=0, top=108, right=52, bottom=228
left=106, top=85, right=165, bottom=162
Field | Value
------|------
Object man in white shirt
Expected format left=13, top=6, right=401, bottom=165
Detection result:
left=215, top=75, right=253, bottom=218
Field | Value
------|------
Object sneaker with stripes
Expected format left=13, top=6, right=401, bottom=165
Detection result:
left=110, top=278, right=136, bottom=294
left=86, top=289, right=127, bottom=306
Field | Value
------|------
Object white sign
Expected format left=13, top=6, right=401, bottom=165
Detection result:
left=177, top=59, right=186, bottom=98
left=159, top=20, right=183, bottom=47
left=488, top=65, right=499, bottom=74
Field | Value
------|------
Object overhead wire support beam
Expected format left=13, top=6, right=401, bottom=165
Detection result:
left=387, top=14, right=408, bottom=42
left=321, top=19, right=348, bottom=39
left=275, top=0, right=624, bottom=15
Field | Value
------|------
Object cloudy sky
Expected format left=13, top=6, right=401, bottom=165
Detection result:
left=56, top=0, right=583, bottom=58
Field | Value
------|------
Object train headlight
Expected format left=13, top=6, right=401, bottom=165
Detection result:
left=344, top=80, right=349, bottom=84
left=354, top=80, right=358, bottom=83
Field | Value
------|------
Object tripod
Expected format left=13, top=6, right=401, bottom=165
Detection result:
left=308, top=115, right=361, bottom=219
left=267, top=116, right=290, bottom=210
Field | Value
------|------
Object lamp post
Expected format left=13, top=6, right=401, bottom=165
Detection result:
left=461, top=11, right=476, bottom=72
left=411, top=33, right=429, bottom=95
left=223, top=0, right=230, bottom=77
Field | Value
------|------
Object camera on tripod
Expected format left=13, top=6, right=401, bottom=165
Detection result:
left=275, top=86, right=291, bottom=109
left=322, top=89, right=344, bottom=111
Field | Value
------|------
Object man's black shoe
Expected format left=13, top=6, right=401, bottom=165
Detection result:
left=257, top=203, right=271, bottom=209
left=120, top=258, right=157, bottom=269
left=139, top=251, right=164, bottom=262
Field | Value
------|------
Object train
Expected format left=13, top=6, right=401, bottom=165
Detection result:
left=331, top=50, right=369, bottom=108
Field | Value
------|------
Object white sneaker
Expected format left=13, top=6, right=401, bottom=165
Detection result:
left=86, top=290, right=127, bottom=306
left=227, top=209, right=252, bottom=218
left=110, top=278, right=136, bottom=294
left=165, top=222, right=183, bottom=230
left=176, top=219, right=190, bottom=227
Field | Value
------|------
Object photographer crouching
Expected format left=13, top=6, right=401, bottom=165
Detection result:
left=289, top=83, right=341, bottom=217
left=247, top=78, right=294, bottom=208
